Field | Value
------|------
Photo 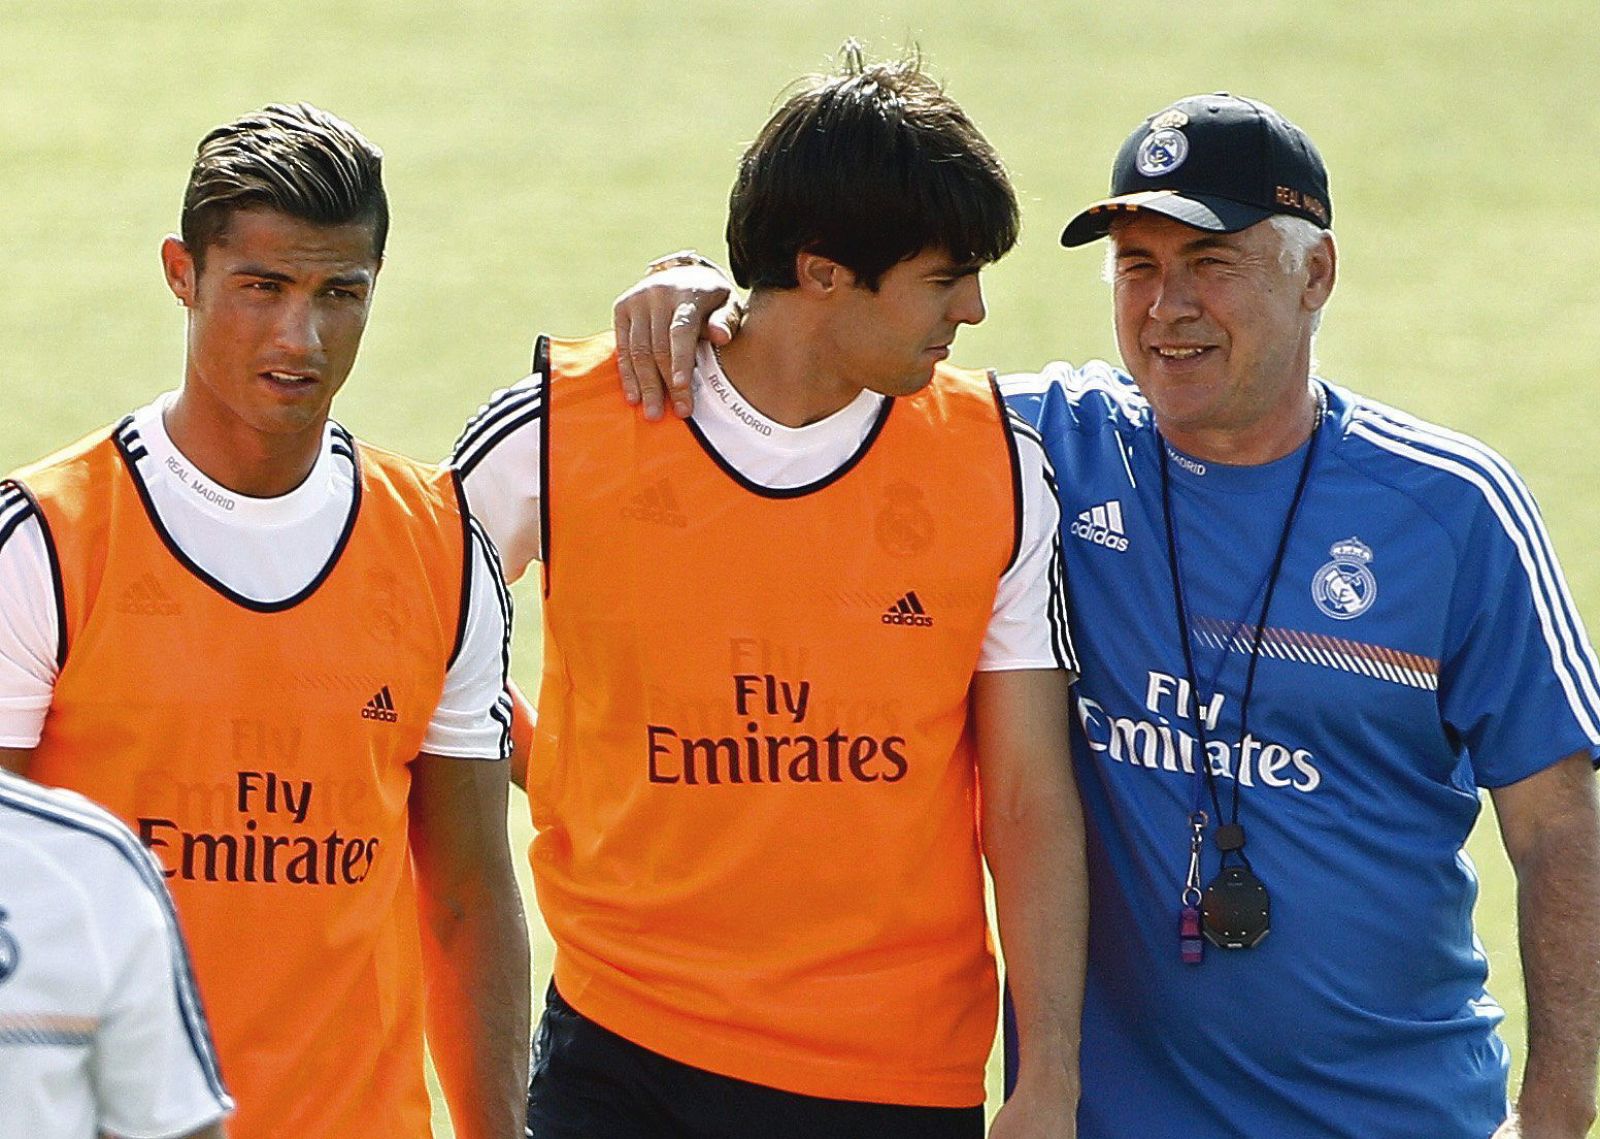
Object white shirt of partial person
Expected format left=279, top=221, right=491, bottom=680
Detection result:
left=0, top=769, right=233, bottom=1139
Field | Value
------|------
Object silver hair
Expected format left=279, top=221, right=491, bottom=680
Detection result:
left=1269, top=214, right=1325, bottom=272
left=1270, top=215, right=1331, bottom=334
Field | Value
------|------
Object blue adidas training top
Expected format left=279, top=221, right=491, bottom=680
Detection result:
left=1002, top=363, right=1600, bottom=1139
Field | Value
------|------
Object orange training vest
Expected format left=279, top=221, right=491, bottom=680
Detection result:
left=533, top=332, right=1020, bottom=1107
left=15, top=421, right=467, bottom=1139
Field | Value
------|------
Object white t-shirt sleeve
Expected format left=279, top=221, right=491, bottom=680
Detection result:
left=420, top=517, right=513, bottom=760
left=0, top=489, right=60, bottom=748
left=93, top=834, right=232, bottom=1138
left=977, top=415, right=1077, bottom=675
left=447, top=372, right=545, bottom=584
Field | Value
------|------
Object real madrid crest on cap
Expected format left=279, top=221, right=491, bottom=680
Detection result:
left=1136, top=128, right=1188, bottom=177
left=0, top=908, right=19, bottom=986
left=1061, top=93, right=1334, bottom=247
left=1312, top=537, right=1377, bottom=620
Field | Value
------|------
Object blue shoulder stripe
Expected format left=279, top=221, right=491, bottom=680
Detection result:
left=1000, top=414, right=1075, bottom=670
left=0, top=481, right=38, bottom=551
left=114, top=418, right=148, bottom=463
left=449, top=376, right=544, bottom=477
left=468, top=516, right=516, bottom=761
left=1350, top=406, right=1600, bottom=743
left=1004, top=405, right=1047, bottom=450
left=0, top=778, right=232, bottom=1106
left=489, top=691, right=514, bottom=762
left=1, top=480, right=67, bottom=668
left=1038, top=461, right=1076, bottom=672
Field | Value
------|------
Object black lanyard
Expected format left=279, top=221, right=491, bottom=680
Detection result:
left=1159, top=385, right=1324, bottom=961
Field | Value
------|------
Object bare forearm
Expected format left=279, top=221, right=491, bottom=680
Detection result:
left=409, top=753, right=533, bottom=1139
left=1514, top=820, right=1600, bottom=1136
left=985, top=781, right=1088, bottom=1097
left=971, top=669, right=1086, bottom=1137
left=422, top=887, right=532, bottom=1139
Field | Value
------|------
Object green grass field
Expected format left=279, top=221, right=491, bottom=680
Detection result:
left=4, top=1, right=1597, bottom=1132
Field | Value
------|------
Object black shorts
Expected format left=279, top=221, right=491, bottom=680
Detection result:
left=526, top=983, right=985, bottom=1139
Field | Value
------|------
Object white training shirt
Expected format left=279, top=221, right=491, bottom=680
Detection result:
left=449, top=340, right=1073, bottom=672
left=0, top=770, right=232, bottom=1139
left=0, top=394, right=511, bottom=757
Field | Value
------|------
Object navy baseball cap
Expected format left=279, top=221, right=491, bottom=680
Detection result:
left=1060, top=93, right=1331, bottom=247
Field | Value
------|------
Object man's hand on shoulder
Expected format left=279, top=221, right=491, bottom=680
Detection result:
left=612, top=255, right=741, bottom=421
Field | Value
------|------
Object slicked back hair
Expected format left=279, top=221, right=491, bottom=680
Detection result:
left=180, top=102, right=387, bottom=271
left=727, top=46, right=1019, bottom=292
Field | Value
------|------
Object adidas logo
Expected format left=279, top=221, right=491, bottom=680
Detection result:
left=881, top=591, right=934, bottom=627
left=118, top=572, right=180, bottom=616
left=621, top=479, right=686, bottom=527
left=1070, top=500, right=1129, bottom=552
left=361, top=686, right=398, bottom=723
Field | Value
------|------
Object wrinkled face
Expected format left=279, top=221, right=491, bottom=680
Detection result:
left=829, top=247, right=988, bottom=397
left=163, top=207, right=380, bottom=443
left=1110, top=212, right=1331, bottom=453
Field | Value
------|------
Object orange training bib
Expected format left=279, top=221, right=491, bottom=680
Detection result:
left=17, top=422, right=466, bottom=1139
left=533, top=333, right=1020, bottom=1107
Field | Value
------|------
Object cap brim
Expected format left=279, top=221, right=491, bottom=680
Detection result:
left=1059, top=190, right=1275, bottom=247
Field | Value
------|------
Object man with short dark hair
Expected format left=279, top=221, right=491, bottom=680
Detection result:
left=616, top=91, right=1600, bottom=1139
left=0, top=103, right=530, bottom=1139
left=453, top=48, right=1087, bottom=1139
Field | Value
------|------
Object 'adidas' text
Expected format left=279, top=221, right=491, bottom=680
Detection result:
left=362, top=686, right=398, bottom=723
left=1071, top=501, right=1129, bottom=552
left=882, top=591, right=933, bottom=627
left=622, top=479, right=687, bottom=527
left=119, top=573, right=181, bottom=617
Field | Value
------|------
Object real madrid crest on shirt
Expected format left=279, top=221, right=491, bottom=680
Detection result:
left=875, top=481, right=936, bottom=557
left=1312, top=537, right=1377, bottom=620
left=0, top=907, right=18, bottom=985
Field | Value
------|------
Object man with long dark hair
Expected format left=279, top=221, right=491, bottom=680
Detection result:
left=454, top=47, right=1087, bottom=1139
